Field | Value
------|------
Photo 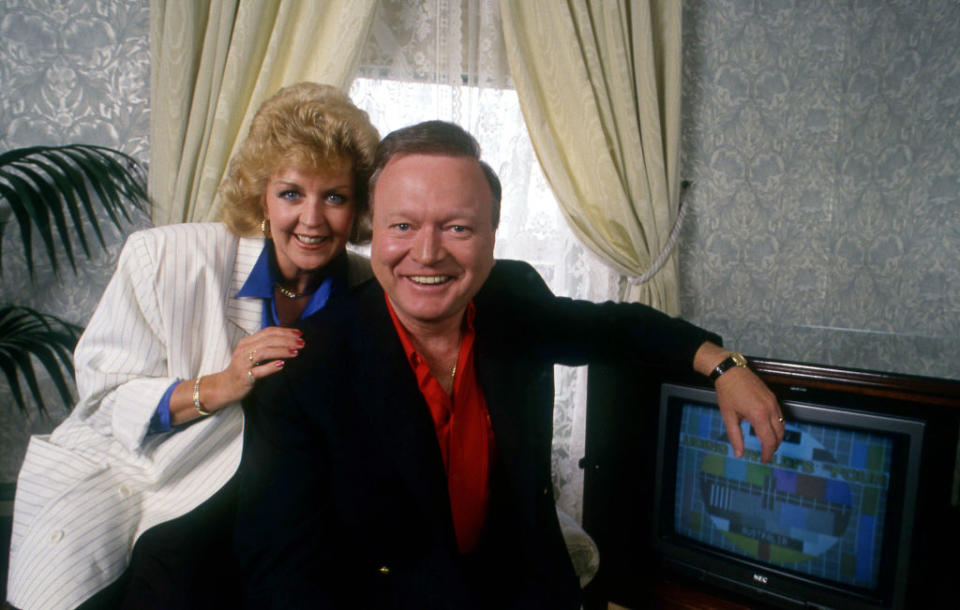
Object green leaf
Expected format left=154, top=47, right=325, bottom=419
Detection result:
left=0, top=170, right=58, bottom=275
left=15, top=164, right=79, bottom=271
left=0, top=305, right=83, bottom=416
left=28, top=155, right=95, bottom=258
left=0, top=144, right=150, bottom=276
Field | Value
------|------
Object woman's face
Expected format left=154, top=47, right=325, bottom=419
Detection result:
left=262, top=164, right=355, bottom=285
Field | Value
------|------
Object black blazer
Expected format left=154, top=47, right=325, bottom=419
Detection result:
left=236, top=260, right=718, bottom=609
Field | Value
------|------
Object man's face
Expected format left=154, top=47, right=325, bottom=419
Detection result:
left=371, top=153, right=496, bottom=331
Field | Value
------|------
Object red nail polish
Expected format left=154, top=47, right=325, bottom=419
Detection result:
left=275, top=360, right=284, bottom=367
left=289, top=349, right=299, bottom=355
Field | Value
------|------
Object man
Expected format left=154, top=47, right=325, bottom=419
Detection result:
left=235, top=121, right=783, bottom=608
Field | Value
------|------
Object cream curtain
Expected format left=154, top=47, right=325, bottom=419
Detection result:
left=149, top=0, right=377, bottom=225
left=500, top=0, right=683, bottom=313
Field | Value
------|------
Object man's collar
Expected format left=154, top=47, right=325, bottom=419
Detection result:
left=383, top=294, right=477, bottom=368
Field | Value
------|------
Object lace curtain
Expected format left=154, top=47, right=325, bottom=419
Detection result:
left=349, top=0, right=619, bottom=519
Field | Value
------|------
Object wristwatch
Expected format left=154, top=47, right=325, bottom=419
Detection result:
left=709, top=352, right=748, bottom=381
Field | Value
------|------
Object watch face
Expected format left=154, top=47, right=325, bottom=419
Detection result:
left=731, top=352, right=748, bottom=367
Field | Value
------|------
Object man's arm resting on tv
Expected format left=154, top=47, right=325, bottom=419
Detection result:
left=693, top=341, right=785, bottom=464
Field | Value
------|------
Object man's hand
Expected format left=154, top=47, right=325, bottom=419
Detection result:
left=693, top=342, right=784, bottom=463
left=715, top=366, right=783, bottom=463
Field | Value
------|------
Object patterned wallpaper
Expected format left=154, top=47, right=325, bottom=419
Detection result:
left=1, top=0, right=958, bottom=487
left=0, top=0, right=151, bottom=482
left=678, top=0, right=960, bottom=381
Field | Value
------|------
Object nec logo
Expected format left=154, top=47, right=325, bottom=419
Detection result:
left=753, top=573, right=769, bottom=585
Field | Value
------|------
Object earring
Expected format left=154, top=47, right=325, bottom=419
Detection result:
left=260, top=218, right=270, bottom=237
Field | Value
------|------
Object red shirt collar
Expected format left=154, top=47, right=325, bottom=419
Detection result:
left=385, top=295, right=477, bottom=373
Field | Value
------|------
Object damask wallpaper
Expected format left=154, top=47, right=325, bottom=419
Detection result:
left=0, top=0, right=957, bottom=491
left=678, top=0, right=960, bottom=381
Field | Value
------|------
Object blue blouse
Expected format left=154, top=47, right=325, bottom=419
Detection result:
left=147, top=242, right=345, bottom=434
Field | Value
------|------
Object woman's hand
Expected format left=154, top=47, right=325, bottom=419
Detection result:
left=216, top=327, right=305, bottom=404
left=169, top=327, right=304, bottom=425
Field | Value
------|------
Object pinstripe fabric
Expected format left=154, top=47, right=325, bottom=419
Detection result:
left=6, top=223, right=371, bottom=610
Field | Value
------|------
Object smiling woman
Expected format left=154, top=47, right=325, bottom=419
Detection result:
left=5, top=82, right=380, bottom=610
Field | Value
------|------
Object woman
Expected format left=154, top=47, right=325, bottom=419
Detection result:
left=6, top=82, right=379, bottom=610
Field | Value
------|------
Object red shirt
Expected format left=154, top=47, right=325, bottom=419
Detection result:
left=385, top=295, right=495, bottom=554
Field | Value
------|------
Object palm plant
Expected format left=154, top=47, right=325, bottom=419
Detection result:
left=0, top=144, right=149, bottom=415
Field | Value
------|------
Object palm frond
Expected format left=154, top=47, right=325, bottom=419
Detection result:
left=0, top=305, right=83, bottom=416
left=0, top=144, right=150, bottom=276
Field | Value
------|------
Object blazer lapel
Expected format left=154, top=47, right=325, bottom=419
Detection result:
left=474, top=294, right=551, bottom=522
left=349, top=285, right=457, bottom=543
left=353, top=287, right=447, bottom=479
left=226, top=235, right=265, bottom=336
left=475, top=338, right=524, bottom=478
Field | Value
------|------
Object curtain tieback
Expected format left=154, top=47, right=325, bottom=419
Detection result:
left=625, top=180, right=692, bottom=286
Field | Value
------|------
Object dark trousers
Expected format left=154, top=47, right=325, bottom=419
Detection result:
left=77, top=476, right=240, bottom=610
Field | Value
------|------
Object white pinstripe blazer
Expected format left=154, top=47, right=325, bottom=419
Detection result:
left=6, top=222, right=371, bottom=610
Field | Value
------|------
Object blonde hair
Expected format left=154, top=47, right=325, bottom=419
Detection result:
left=219, top=82, right=380, bottom=240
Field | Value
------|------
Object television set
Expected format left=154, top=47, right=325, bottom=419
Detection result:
left=652, top=382, right=925, bottom=610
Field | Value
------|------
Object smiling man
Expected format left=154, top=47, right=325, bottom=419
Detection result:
left=370, top=152, right=496, bottom=340
left=236, top=121, right=783, bottom=609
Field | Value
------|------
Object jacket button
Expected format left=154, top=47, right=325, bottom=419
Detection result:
left=48, top=529, right=64, bottom=544
left=378, top=566, right=391, bottom=575
left=542, top=487, right=549, bottom=495
left=118, top=484, right=131, bottom=498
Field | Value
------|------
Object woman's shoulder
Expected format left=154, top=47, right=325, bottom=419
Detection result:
left=125, top=222, right=232, bottom=246
left=116, top=223, right=244, bottom=277
left=122, top=222, right=238, bottom=257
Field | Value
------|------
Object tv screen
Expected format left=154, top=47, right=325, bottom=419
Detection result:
left=653, top=383, right=924, bottom=610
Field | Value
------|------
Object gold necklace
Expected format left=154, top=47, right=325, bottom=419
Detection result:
left=275, top=282, right=310, bottom=299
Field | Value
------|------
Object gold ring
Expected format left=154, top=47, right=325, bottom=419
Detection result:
left=247, top=370, right=255, bottom=385
left=778, top=417, right=785, bottom=423
left=249, top=350, right=256, bottom=364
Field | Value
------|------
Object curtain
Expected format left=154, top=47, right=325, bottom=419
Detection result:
left=149, top=0, right=377, bottom=225
left=500, top=0, right=684, bottom=313
left=349, top=0, right=619, bottom=520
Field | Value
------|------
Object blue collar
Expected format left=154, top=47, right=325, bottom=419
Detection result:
left=237, top=242, right=345, bottom=328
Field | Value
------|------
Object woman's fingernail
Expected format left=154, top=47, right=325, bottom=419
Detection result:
left=289, top=349, right=299, bottom=356
left=275, top=360, right=285, bottom=367
left=296, top=339, right=305, bottom=347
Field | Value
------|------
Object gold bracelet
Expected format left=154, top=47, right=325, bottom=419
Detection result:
left=193, top=375, right=212, bottom=416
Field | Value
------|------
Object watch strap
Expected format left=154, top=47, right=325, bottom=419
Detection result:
left=709, top=352, right=748, bottom=381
